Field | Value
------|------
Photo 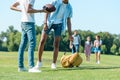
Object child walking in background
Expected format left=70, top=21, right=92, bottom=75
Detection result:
left=70, top=30, right=81, bottom=54
left=84, top=36, right=92, bottom=62
left=94, top=35, right=102, bottom=64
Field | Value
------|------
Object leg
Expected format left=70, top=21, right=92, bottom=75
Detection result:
left=35, top=26, right=51, bottom=68
left=98, top=51, right=101, bottom=61
left=51, top=24, right=62, bottom=69
left=72, top=45, right=75, bottom=54
left=75, top=44, right=79, bottom=53
left=88, top=55, right=90, bottom=62
left=94, top=47, right=99, bottom=63
left=38, top=32, right=48, bottom=62
left=27, top=24, right=36, bottom=68
left=88, top=50, right=91, bottom=62
left=95, top=53, right=98, bottom=62
left=85, top=51, right=88, bottom=61
left=86, top=52, right=90, bottom=62
left=18, top=30, right=28, bottom=68
left=86, top=55, right=88, bottom=62
left=53, top=36, right=61, bottom=63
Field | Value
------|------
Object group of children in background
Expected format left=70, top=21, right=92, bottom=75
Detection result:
left=70, top=30, right=102, bottom=64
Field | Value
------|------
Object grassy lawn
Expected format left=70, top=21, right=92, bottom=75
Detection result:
left=0, top=51, right=120, bottom=80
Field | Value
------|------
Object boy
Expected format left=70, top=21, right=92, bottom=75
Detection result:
left=11, top=0, right=47, bottom=72
left=35, top=0, right=73, bottom=69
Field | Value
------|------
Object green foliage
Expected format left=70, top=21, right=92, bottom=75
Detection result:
left=0, top=31, right=8, bottom=51
left=35, top=34, right=41, bottom=51
left=79, top=46, right=84, bottom=53
left=110, top=44, right=117, bottom=55
left=0, top=40, right=2, bottom=50
left=35, top=25, right=43, bottom=35
left=113, top=38, right=120, bottom=53
left=1, top=25, right=120, bottom=56
left=101, top=45, right=107, bottom=54
left=117, top=47, right=120, bottom=55
left=7, top=32, right=15, bottom=51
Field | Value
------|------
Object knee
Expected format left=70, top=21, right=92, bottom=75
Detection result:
left=29, top=39, right=36, bottom=48
left=31, top=43, right=36, bottom=49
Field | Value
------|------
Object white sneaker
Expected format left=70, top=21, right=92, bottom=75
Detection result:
left=96, top=61, right=100, bottom=64
left=51, top=63, right=56, bottom=69
left=28, top=67, right=41, bottom=73
left=35, top=61, right=42, bottom=69
left=18, top=67, right=27, bottom=72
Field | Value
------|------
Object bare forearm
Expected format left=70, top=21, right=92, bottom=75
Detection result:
left=67, top=18, right=72, bottom=36
left=10, top=2, right=21, bottom=12
left=44, top=13, right=48, bottom=23
left=10, top=6, right=21, bottom=12
left=27, top=9, right=45, bottom=13
left=27, top=4, right=46, bottom=13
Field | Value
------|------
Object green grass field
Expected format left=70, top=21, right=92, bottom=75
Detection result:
left=0, top=51, right=120, bottom=80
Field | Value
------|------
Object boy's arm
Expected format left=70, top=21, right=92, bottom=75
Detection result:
left=67, top=17, right=73, bottom=41
left=10, top=2, right=21, bottom=12
left=27, top=4, right=46, bottom=13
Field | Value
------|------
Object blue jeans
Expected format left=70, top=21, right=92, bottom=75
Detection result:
left=18, top=22, right=36, bottom=68
left=72, top=44, right=79, bottom=54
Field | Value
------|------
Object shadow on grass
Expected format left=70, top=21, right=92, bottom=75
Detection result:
left=79, top=66, right=120, bottom=70
left=42, top=66, right=120, bottom=72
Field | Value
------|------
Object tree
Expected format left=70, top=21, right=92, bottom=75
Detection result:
left=35, top=25, right=43, bottom=35
left=0, top=39, right=2, bottom=50
left=7, top=32, right=15, bottom=51
left=113, top=37, right=120, bottom=53
left=101, top=45, right=107, bottom=54
left=118, top=47, right=120, bottom=55
left=6, top=26, right=19, bottom=51
left=0, top=31, right=8, bottom=51
left=1, top=24, right=120, bottom=55
left=110, top=44, right=117, bottom=55
left=79, top=46, right=84, bottom=53
left=35, top=34, right=41, bottom=51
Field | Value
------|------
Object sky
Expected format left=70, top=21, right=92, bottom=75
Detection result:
left=0, top=0, right=120, bottom=34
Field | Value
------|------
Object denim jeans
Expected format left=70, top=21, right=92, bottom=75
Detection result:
left=18, top=22, right=36, bottom=68
left=72, top=44, right=79, bottom=54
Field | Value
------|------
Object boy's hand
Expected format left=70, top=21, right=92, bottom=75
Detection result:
left=69, top=35, right=73, bottom=41
left=43, top=9, right=50, bottom=13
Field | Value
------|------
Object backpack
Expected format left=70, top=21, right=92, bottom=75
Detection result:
left=60, top=52, right=83, bottom=68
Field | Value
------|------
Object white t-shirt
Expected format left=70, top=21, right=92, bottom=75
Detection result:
left=85, top=41, right=90, bottom=45
left=17, top=0, right=35, bottom=22
left=53, top=3, right=67, bottom=24
left=72, top=35, right=81, bottom=45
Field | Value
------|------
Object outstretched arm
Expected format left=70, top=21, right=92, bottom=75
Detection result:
left=27, top=4, right=46, bottom=13
left=10, top=1, right=48, bottom=13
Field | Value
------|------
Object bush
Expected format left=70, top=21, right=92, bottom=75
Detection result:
left=110, top=44, right=117, bottom=55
